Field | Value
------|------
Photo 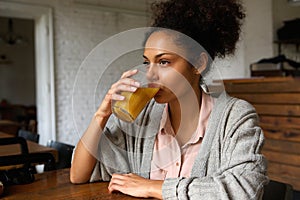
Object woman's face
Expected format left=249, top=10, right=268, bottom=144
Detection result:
left=143, top=31, right=202, bottom=104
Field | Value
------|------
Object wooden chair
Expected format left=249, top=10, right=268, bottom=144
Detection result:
left=0, top=152, right=55, bottom=185
left=44, top=140, right=75, bottom=171
left=0, top=137, right=28, bottom=154
left=262, top=180, right=293, bottom=200
left=0, top=152, right=55, bottom=169
left=0, top=137, right=55, bottom=185
left=17, top=129, right=39, bottom=143
left=27, top=119, right=37, bottom=133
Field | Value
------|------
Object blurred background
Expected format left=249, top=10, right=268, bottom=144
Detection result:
left=0, top=0, right=299, bottom=145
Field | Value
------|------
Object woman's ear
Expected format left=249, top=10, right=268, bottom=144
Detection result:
left=194, top=52, right=208, bottom=75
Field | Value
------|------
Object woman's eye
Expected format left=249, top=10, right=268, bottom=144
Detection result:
left=159, top=60, right=170, bottom=66
left=143, top=61, right=150, bottom=65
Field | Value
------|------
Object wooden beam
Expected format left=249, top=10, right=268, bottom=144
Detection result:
left=262, top=149, right=300, bottom=167
left=264, top=139, right=300, bottom=155
left=229, top=93, right=300, bottom=104
left=254, top=104, right=300, bottom=116
left=263, top=129, right=300, bottom=142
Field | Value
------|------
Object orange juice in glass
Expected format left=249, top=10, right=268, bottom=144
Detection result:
left=112, top=66, right=159, bottom=122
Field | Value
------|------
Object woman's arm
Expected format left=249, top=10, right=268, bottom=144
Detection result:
left=70, top=69, right=140, bottom=184
left=70, top=98, right=111, bottom=184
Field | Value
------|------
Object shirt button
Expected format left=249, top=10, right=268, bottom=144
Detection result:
left=176, top=162, right=180, bottom=166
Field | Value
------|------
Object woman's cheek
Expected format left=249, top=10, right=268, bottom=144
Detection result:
left=164, top=73, right=189, bottom=97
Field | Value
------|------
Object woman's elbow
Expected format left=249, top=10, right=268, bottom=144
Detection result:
left=70, top=168, right=90, bottom=184
left=70, top=175, right=86, bottom=184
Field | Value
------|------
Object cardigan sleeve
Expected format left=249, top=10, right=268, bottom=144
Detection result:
left=89, top=101, right=163, bottom=182
left=162, top=99, right=269, bottom=200
left=89, top=120, right=131, bottom=182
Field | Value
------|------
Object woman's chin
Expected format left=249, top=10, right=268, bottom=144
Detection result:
left=153, top=90, right=176, bottom=104
left=153, top=96, right=166, bottom=104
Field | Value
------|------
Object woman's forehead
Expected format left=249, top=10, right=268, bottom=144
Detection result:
left=144, top=31, right=187, bottom=58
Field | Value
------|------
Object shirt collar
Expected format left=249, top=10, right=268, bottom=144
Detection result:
left=158, top=90, right=215, bottom=144
left=159, top=105, right=175, bottom=136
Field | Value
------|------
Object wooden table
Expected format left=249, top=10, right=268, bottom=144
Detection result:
left=1, top=168, right=140, bottom=199
left=0, top=132, right=58, bottom=161
left=0, top=120, right=21, bottom=136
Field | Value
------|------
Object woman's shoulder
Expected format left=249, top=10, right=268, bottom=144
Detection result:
left=215, top=92, right=256, bottom=112
left=219, top=93, right=259, bottom=126
left=212, top=92, right=258, bottom=125
left=229, top=96, right=256, bottom=113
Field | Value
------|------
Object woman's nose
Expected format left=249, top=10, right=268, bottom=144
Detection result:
left=146, top=63, right=159, bottom=82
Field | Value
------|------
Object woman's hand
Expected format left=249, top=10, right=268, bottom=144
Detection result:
left=95, top=69, right=140, bottom=119
left=108, top=173, right=163, bottom=199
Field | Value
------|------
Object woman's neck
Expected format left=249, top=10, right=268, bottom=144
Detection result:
left=168, top=88, right=202, bottom=146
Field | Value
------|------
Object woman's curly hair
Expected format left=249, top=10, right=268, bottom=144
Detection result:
left=150, top=0, right=245, bottom=59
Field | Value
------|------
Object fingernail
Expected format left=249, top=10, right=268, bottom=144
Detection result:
left=130, top=86, right=137, bottom=92
left=118, top=95, right=125, bottom=100
left=134, top=82, right=140, bottom=87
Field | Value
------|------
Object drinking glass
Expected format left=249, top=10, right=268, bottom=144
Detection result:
left=111, top=65, right=159, bottom=123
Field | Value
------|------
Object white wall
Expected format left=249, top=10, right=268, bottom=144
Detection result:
left=53, top=2, right=150, bottom=144
left=218, top=0, right=274, bottom=79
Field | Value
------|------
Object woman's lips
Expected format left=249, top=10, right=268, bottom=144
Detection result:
left=148, top=83, right=160, bottom=89
left=155, top=89, right=163, bottom=96
left=147, top=83, right=163, bottom=97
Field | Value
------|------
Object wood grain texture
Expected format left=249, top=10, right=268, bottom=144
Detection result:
left=224, top=77, right=300, bottom=191
left=2, top=168, right=139, bottom=200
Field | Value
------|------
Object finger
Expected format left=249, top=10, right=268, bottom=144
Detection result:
left=110, top=85, right=136, bottom=101
left=126, top=173, right=135, bottom=177
left=120, top=69, right=138, bottom=79
left=110, top=79, right=139, bottom=93
left=108, top=183, right=124, bottom=194
left=109, top=178, right=125, bottom=188
left=111, top=93, right=125, bottom=101
left=118, top=77, right=140, bottom=88
left=110, top=83, right=140, bottom=102
left=108, top=175, right=127, bottom=193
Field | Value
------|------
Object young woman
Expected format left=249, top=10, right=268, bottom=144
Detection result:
left=70, top=0, right=268, bottom=199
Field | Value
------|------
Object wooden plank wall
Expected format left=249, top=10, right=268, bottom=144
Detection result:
left=224, top=77, right=300, bottom=191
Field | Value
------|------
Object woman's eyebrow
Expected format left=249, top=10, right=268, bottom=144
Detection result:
left=143, top=53, right=175, bottom=59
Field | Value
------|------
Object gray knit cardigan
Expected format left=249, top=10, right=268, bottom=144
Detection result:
left=89, top=92, right=269, bottom=200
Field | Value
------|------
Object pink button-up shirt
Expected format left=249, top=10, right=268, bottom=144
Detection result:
left=150, top=92, right=214, bottom=180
